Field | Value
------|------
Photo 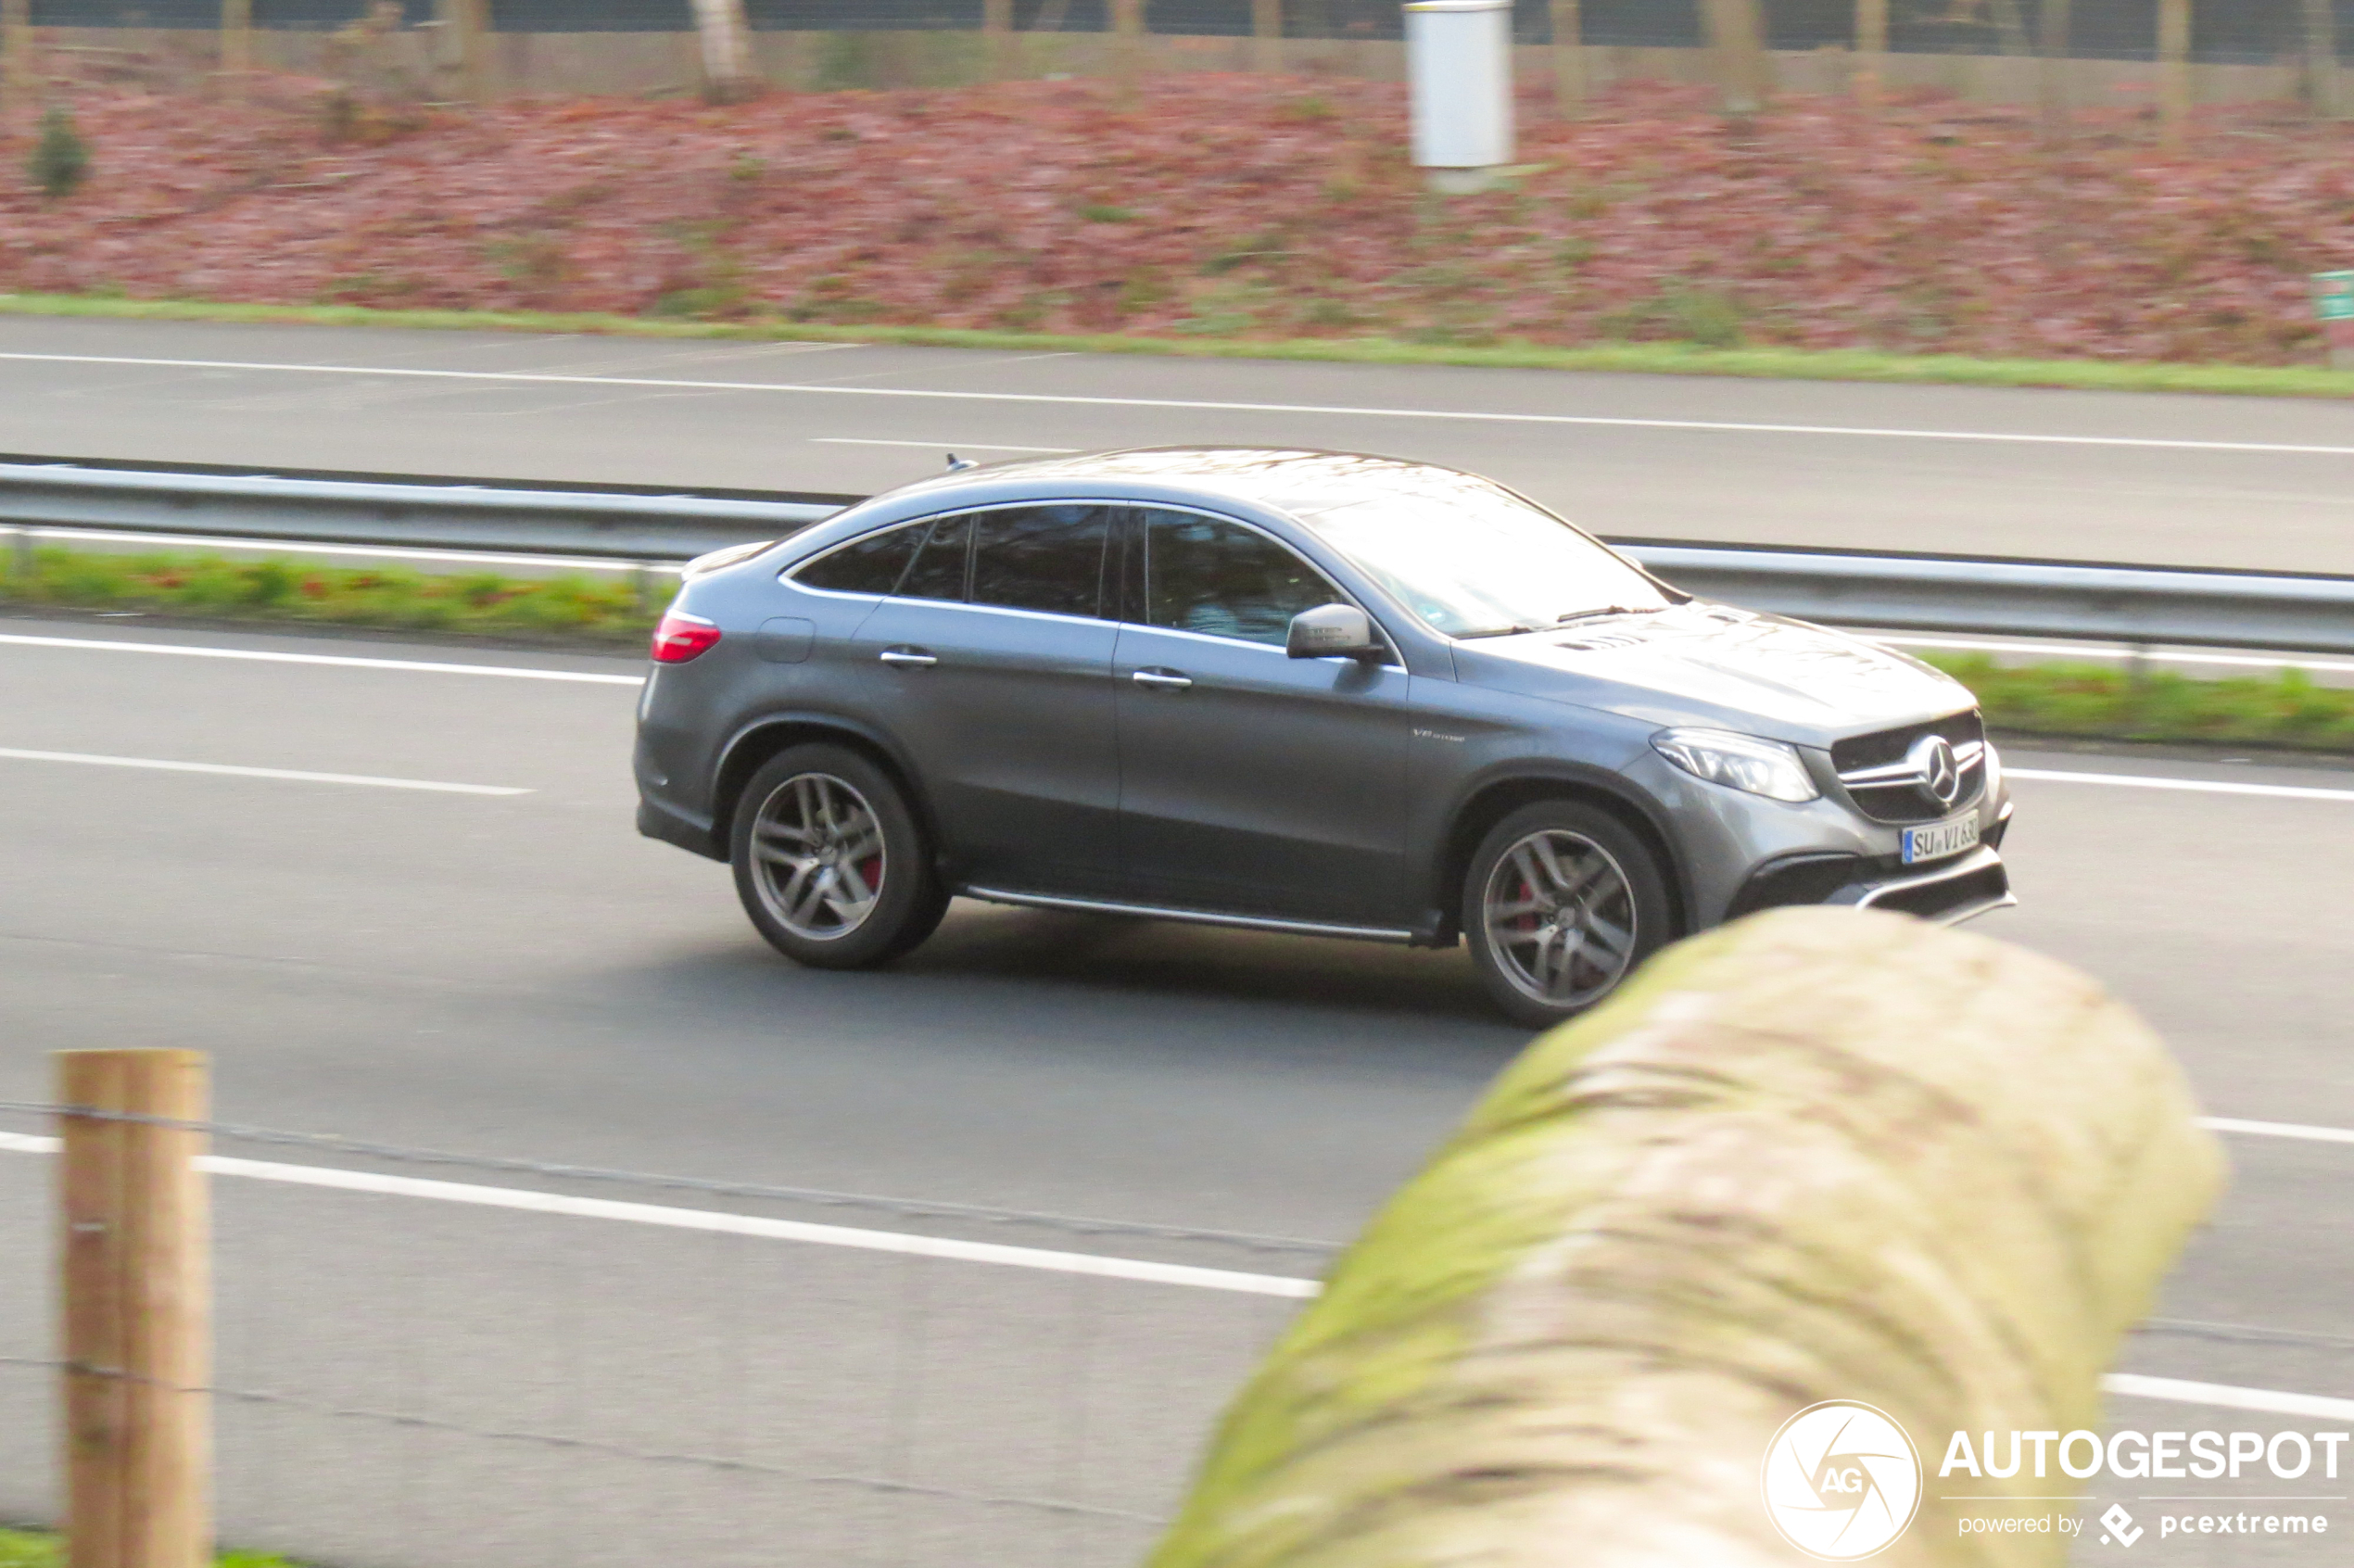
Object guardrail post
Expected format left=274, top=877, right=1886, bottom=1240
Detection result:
left=58, top=1049, right=211, bottom=1568
left=8, top=526, right=32, bottom=592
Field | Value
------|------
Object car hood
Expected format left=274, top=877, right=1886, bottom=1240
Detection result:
left=1450, top=602, right=1973, bottom=746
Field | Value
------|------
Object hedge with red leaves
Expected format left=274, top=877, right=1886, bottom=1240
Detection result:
left=6, top=75, right=2353, bottom=363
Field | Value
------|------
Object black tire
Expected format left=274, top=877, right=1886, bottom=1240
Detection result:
left=1462, top=799, right=1674, bottom=1030
left=729, top=743, right=949, bottom=969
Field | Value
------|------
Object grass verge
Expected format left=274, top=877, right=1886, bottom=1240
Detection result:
left=1, top=545, right=656, bottom=644
left=1923, top=652, right=2354, bottom=753
left=6, top=292, right=2353, bottom=399
left=0, top=1527, right=294, bottom=1568
left=6, top=546, right=2348, bottom=752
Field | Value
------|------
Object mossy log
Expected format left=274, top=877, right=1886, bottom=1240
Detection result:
left=1149, top=907, right=2225, bottom=1568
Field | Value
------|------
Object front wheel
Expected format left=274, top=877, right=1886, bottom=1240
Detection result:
left=1462, top=800, right=1673, bottom=1029
left=730, top=744, right=948, bottom=969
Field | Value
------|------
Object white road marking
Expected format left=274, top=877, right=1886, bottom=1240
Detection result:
left=2200, top=1117, right=2354, bottom=1146
left=6, top=350, right=2354, bottom=455
left=2006, top=768, right=2354, bottom=803
left=812, top=437, right=1079, bottom=452
left=16, top=525, right=677, bottom=574
left=0, top=632, right=645, bottom=684
left=1877, top=636, right=2354, bottom=677
left=0, top=1131, right=2343, bottom=1412
left=0, top=1132, right=1313, bottom=1297
left=2102, top=1374, right=2354, bottom=1422
left=0, top=747, right=532, bottom=794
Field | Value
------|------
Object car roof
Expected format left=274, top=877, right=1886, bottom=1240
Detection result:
left=867, top=447, right=1514, bottom=522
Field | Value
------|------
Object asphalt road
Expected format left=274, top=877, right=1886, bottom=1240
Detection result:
left=1, top=614, right=2351, bottom=1565
left=8, top=315, right=2354, bottom=572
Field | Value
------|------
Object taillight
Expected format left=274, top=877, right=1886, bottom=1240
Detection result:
left=651, top=611, right=722, bottom=664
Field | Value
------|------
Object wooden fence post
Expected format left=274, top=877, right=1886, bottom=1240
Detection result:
left=1853, top=0, right=1884, bottom=109
left=1548, top=0, right=1583, bottom=118
left=218, top=0, right=250, bottom=101
left=58, top=1050, right=211, bottom=1568
left=2158, top=0, right=2190, bottom=145
left=2038, top=0, right=2071, bottom=138
left=1250, top=0, right=1280, bottom=75
left=2305, top=0, right=2341, bottom=119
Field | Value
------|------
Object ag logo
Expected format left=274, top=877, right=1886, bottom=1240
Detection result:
left=1761, top=1401, right=1923, bottom=1561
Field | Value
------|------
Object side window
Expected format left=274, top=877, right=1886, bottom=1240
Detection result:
left=791, top=522, right=922, bottom=595
left=897, top=513, right=973, bottom=602
left=968, top=505, right=1110, bottom=618
left=1142, top=511, right=1340, bottom=647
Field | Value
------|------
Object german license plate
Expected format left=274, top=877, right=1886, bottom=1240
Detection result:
left=1902, top=815, right=1980, bottom=865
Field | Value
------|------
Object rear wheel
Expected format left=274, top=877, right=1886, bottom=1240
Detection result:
left=1462, top=800, right=1672, bottom=1029
left=730, top=744, right=948, bottom=968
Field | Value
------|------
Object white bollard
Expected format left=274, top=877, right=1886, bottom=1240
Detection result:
left=1405, top=0, right=1515, bottom=193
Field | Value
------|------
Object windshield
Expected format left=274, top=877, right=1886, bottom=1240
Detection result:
left=1291, top=478, right=1676, bottom=639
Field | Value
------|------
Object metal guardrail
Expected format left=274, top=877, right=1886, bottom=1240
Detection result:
left=1625, top=543, right=2354, bottom=657
left=6, top=458, right=2354, bottom=655
left=0, top=459, right=843, bottom=563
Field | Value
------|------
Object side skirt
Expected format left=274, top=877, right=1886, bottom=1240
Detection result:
left=959, top=886, right=1419, bottom=945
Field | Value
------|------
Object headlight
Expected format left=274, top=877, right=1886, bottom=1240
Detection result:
left=1652, top=727, right=1820, bottom=803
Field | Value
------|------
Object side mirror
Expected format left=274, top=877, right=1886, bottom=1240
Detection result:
left=1286, top=603, right=1386, bottom=661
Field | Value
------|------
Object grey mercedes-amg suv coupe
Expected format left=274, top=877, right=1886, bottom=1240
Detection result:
left=635, top=449, right=2014, bottom=1025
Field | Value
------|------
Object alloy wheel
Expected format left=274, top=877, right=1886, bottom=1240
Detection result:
left=1481, top=828, right=1639, bottom=1008
left=748, top=772, right=887, bottom=941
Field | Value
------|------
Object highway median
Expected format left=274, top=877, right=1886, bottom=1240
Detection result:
left=6, top=543, right=2352, bottom=755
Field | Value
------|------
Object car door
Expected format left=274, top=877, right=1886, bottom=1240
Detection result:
left=849, top=504, right=1122, bottom=893
left=1112, top=507, right=1413, bottom=924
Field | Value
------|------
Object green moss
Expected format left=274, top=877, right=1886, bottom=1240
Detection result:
left=5, top=292, right=2354, bottom=398
left=0, top=1529, right=298, bottom=1568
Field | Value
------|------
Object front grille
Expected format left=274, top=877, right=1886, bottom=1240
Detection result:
left=1833, top=709, right=1986, bottom=825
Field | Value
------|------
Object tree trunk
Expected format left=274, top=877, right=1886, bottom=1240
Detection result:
left=690, top=0, right=758, bottom=103
left=1147, top=910, right=2225, bottom=1568
left=1701, top=0, right=1770, bottom=115
left=2039, top=0, right=2073, bottom=138
left=2305, top=0, right=2341, bottom=119
left=1549, top=0, right=1584, bottom=118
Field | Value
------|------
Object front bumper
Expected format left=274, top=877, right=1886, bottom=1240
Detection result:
left=1828, top=843, right=2014, bottom=925
left=1727, top=803, right=2017, bottom=927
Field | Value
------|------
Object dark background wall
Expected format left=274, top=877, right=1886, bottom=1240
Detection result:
left=25, top=0, right=2353, bottom=63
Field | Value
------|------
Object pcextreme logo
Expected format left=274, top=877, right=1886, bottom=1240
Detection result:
left=1762, top=1401, right=1926, bottom=1561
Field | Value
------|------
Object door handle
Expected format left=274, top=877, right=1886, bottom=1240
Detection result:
left=1131, top=668, right=1192, bottom=690
left=879, top=649, right=938, bottom=669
